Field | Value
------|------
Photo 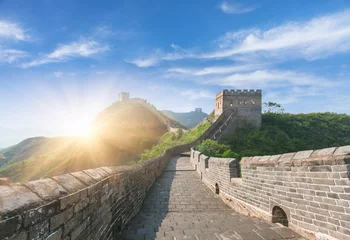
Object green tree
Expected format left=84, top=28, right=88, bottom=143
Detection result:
left=263, top=102, right=285, bottom=114
left=176, top=129, right=183, bottom=140
left=196, top=139, right=240, bottom=159
left=140, top=139, right=152, bottom=151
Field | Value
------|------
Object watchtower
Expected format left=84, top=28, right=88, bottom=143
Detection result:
left=215, top=89, right=262, bottom=127
left=118, top=92, right=130, bottom=102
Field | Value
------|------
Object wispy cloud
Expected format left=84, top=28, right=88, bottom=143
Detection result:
left=22, top=40, right=108, bottom=68
left=202, top=69, right=332, bottom=89
left=127, top=44, right=196, bottom=67
left=168, top=63, right=267, bottom=76
left=219, top=2, right=256, bottom=14
left=0, top=21, right=29, bottom=64
left=167, top=65, right=333, bottom=90
left=264, top=86, right=323, bottom=105
left=128, top=56, right=160, bottom=68
left=93, top=25, right=135, bottom=40
left=53, top=71, right=63, bottom=78
left=180, top=89, right=214, bottom=100
left=0, top=48, right=27, bottom=63
left=130, top=10, right=350, bottom=66
left=0, top=20, right=29, bottom=41
left=206, top=10, right=350, bottom=60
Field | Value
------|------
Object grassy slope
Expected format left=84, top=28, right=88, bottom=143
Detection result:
left=140, top=122, right=211, bottom=161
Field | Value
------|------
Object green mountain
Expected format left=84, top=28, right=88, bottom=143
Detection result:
left=162, top=109, right=208, bottom=128
left=222, top=112, right=350, bottom=157
left=0, top=100, right=178, bottom=182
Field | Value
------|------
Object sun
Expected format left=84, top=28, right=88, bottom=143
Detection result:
left=64, top=117, right=93, bottom=137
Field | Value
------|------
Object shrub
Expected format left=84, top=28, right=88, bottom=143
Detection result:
left=140, top=122, right=211, bottom=162
left=196, top=139, right=240, bottom=159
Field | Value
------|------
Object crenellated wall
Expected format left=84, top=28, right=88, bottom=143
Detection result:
left=0, top=110, right=233, bottom=240
left=191, top=145, right=350, bottom=240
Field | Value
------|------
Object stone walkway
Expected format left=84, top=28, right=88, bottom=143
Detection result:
left=120, top=156, right=304, bottom=240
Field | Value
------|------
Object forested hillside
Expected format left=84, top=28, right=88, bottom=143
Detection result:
left=221, top=112, right=350, bottom=157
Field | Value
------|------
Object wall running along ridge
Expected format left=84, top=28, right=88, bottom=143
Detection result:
left=190, top=145, right=350, bottom=240
left=0, top=111, right=231, bottom=240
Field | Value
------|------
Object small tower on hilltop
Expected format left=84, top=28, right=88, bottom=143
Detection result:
left=215, top=89, right=262, bottom=127
left=118, top=92, right=130, bottom=102
left=195, top=108, right=202, bottom=113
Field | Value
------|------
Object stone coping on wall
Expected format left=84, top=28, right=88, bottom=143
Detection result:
left=240, top=145, right=350, bottom=167
left=192, top=149, right=237, bottom=166
left=209, top=157, right=238, bottom=166
left=1, top=166, right=121, bottom=218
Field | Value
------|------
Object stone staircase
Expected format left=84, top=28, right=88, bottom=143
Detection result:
left=211, top=109, right=237, bottom=140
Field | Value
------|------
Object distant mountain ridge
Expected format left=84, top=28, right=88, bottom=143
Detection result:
left=162, top=109, right=208, bottom=129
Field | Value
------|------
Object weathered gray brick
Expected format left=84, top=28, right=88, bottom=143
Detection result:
left=319, top=203, right=344, bottom=213
left=334, top=146, right=350, bottom=156
left=309, top=184, right=330, bottom=191
left=74, top=198, right=89, bottom=213
left=330, top=186, right=344, bottom=193
left=0, top=215, right=22, bottom=239
left=313, top=220, right=336, bottom=231
left=313, top=179, right=335, bottom=185
left=46, top=229, right=62, bottom=240
left=307, top=206, right=330, bottom=217
left=309, top=166, right=332, bottom=172
left=50, top=207, right=74, bottom=230
left=28, top=220, right=49, bottom=240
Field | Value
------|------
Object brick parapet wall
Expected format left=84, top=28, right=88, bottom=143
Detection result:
left=191, top=146, right=350, bottom=240
left=0, top=141, right=194, bottom=240
left=0, top=109, right=234, bottom=240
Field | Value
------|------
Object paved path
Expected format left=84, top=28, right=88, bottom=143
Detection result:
left=120, top=156, right=304, bottom=240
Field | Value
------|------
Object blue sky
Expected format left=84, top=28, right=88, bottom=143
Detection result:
left=1, top=0, right=350, bottom=147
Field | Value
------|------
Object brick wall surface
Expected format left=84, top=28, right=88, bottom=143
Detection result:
left=191, top=145, right=350, bottom=240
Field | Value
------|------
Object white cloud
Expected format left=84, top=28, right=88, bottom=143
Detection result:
left=0, top=21, right=29, bottom=64
left=128, top=57, right=160, bottom=67
left=22, top=40, right=108, bottom=68
left=168, top=63, right=267, bottom=76
left=130, top=10, right=350, bottom=66
left=53, top=71, right=63, bottom=78
left=203, top=69, right=332, bottom=88
left=264, top=86, right=323, bottom=105
left=128, top=44, right=196, bottom=67
left=219, top=2, right=256, bottom=14
left=0, top=20, right=29, bottom=41
left=0, top=48, right=27, bottom=63
left=48, top=41, right=107, bottom=59
left=206, top=10, right=350, bottom=60
left=93, top=25, right=135, bottom=40
left=180, top=90, right=214, bottom=100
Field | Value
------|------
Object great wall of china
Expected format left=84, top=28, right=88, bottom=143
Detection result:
left=1, top=89, right=350, bottom=240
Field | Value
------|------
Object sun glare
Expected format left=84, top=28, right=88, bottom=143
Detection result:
left=64, top=117, right=93, bottom=137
